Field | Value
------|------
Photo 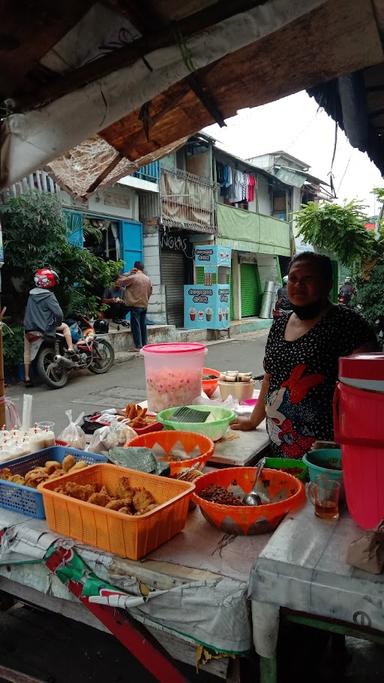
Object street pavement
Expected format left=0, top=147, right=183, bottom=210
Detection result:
left=6, top=331, right=268, bottom=433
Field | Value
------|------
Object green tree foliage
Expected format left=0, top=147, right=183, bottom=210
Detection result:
left=295, top=200, right=382, bottom=269
left=1, top=192, right=122, bottom=319
left=354, top=264, right=384, bottom=323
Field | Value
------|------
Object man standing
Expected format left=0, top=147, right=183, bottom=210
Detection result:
left=102, top=274, right=130, bottom=325
left=118, top=262, right=152, bottom=349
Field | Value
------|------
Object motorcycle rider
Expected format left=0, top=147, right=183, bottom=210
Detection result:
left=275, top=275, right=291, bottom=314
left=338, top=276, right=355, bottom=306
left=23, top=268, right=75, bottom=387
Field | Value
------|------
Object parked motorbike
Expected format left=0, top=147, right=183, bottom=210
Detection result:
left=27, top=315, right=114, bottom=389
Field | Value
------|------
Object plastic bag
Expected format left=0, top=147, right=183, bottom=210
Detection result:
left=87, top=420, right=137, bottom=455
left=58, top=410, right=86, bottom=450
left=346, top=521, right=384, bottom=574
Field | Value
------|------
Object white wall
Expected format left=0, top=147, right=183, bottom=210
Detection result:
left=143, top=228, right=167, bottom=324
left=61, top=184, right=139, bottom=221
left=255, top=253, right=280, bottom=289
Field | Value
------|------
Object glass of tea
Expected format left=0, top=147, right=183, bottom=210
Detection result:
left=307, top=476, right=341, bottom=520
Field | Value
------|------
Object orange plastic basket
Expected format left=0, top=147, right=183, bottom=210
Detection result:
left=127, top=430, right=214, bottom=476
left=40, top=464, right=194, bottom=560
left=193, top=467, right=306, bottom=535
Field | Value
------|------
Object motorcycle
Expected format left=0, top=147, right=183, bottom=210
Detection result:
left=27, top=315, right=114, bottom=389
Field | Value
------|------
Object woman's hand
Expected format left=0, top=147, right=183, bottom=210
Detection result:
left=231, top=416, right=256, bottom=431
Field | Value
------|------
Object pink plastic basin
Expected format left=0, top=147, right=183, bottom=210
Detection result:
left=141, top=343, right=207, bottom=413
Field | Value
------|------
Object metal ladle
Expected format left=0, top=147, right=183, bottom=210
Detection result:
left=242, top=457, right=269, bottom=506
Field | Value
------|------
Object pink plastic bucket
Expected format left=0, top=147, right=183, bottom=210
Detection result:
left=334, top=382, right=384, bottom=529
left=141, top=343, right=206, bottom=413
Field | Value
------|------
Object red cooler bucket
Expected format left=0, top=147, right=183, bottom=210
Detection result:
left=334, top=381, right=384, bottom=529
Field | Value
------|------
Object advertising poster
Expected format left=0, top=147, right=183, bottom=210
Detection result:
left=194, top=245, right=231, bottom=268
left=184, top=285, right=230, bottom=329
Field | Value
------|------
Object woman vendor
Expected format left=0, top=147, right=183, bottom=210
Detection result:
left=232, top=252, right=377, bottom=457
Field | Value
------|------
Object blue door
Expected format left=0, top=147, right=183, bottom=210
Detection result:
left=65, top=210, right=84, bottom=247
left=120, top=220, right=143, bottom=272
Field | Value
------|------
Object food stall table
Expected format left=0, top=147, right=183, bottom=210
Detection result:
left=0, top=506, right=270, bottom=682
left=211, top=422, right=269, bottom=466
left=249, top=503, right=384, bottom=683
left=137, top=397, right=271, bottom=467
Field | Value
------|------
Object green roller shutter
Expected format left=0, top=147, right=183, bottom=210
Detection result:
left=240, top=263, right=261, bottom=317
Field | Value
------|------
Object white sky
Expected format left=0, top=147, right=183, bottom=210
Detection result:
left=204, top=90, right=383, bottom=216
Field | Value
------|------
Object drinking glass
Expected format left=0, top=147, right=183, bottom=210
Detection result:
left=307, top=476, right=341, bottom=520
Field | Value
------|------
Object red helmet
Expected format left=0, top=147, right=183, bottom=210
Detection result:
left=34, top=268, right=59, bottom=289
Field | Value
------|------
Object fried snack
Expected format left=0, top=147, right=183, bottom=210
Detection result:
left=48, top=468, right=65, bottom=480
left=116, top=477, right=135, bottom=501
left=132, top=488, right=155, bottom=513
left=124, top=403, right=135, bottom=419
left=63, top=454, right=76, bottom=472
left=0, top=469, right=12, bottom=481
left=88, top=492, right=111, bottom=507
left=53, top=475, right=158, bottom=516
left=124, top=403, right=149, bottom=428
left=10, top=474, right=26, bottom=485
left=106, top=498, right=132, bottom=511
left=25, top=467, right=49, bottom=487
left=45, top=461, right=62, bottom=475
left=60, top=482, right=97, bottom=501
left=69, top=460, right=87, bottom=472
left=118, top=506, right=133, bottom=515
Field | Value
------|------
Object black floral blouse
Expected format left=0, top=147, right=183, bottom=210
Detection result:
left=263, top=305, right=376, bottom=458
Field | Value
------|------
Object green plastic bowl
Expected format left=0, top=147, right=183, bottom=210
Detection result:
left=264, top=457, right=308, bottom=481
left=157, top=405, right=235, bottom=442
left=302, top=449, right=342, bottom=484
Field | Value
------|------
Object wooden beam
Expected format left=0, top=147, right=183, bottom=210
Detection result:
left=187, top=73, right=226, bottom=127
left=12, top=0, right=268, bottom=112
left=98, top=0, right=382, bottom=162
left=86, top=153, right=123, bottom=195
left=0, top=0, right=96, bottom=99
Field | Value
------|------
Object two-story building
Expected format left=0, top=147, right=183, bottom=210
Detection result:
left=137, top=134, right=295, bottom=326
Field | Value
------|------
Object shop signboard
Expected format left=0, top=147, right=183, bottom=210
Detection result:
left=184, top=284, right=230, bottom=329
left=193, top=245, right=231, bottom=268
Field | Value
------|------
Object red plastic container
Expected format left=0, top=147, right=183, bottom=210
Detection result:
left=202, top=367, right=221, bottom=398
left=334, top=379, right=384, bottom=529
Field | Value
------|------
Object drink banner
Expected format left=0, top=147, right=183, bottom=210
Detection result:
left=184, top=285, right=230, bottom=329
left=193, top=245, right=231, bottom=268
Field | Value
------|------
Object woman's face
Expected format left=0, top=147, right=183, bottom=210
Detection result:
left=288, top=260, right=330, bottom=307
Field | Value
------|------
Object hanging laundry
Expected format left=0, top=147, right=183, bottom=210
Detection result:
left=216, top=161, right=225, bottom=186
left=229, top=169, right=245, bottom=203
left=247, top=175, right=256, bottom=202
left=224, top=165, right=233, bottom=188
left=242, top=173, right=248, bottom=201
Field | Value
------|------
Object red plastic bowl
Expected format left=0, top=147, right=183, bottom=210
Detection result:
left=202, top=367, right=221, bottom=398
